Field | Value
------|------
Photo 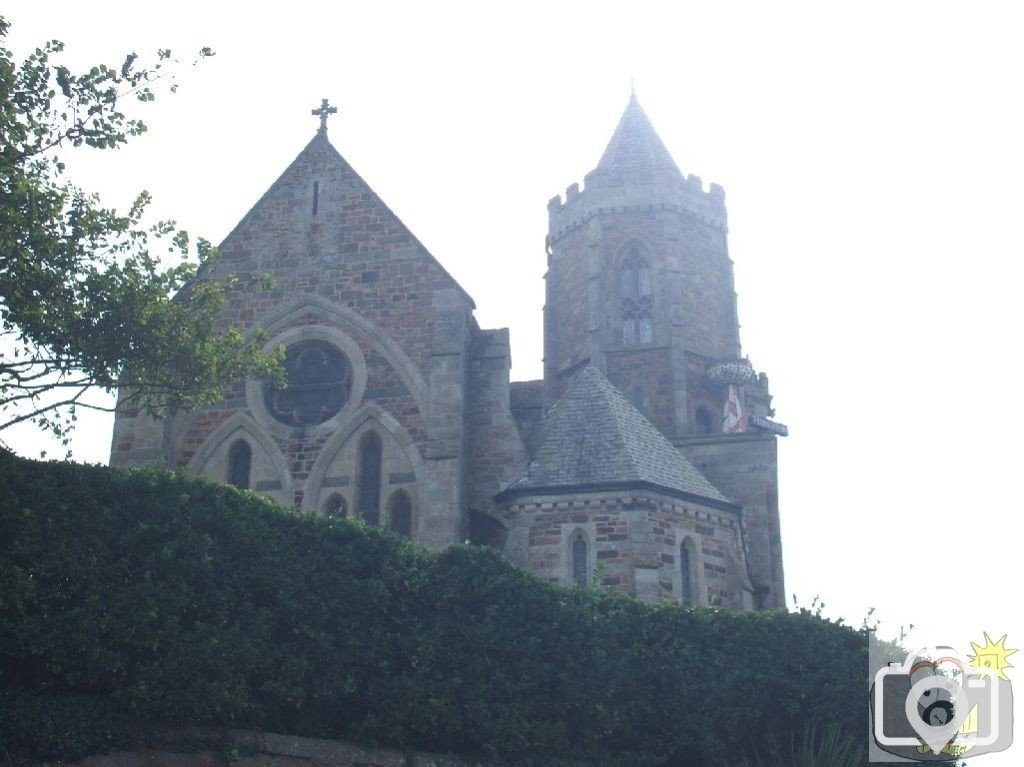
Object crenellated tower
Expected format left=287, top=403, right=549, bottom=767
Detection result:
left=541, top=94, right=786, bottom=607
left=545, top=94, right=748, bottom=435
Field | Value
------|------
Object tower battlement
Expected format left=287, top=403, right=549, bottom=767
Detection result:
left=547, top=170, right=728, bottom=245
left=547, top=170, right=725, bottom=212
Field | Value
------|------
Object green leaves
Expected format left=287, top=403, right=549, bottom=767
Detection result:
left=0, top=17, right=280, bottom=446
left=0, top=453, right=870, bottom=766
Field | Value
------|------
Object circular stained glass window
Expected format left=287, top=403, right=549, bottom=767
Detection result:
left=263, top=341, right=352, bottom=427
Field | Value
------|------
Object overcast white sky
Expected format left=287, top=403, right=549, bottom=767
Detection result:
left=5, top=2, right=1023, bottom=759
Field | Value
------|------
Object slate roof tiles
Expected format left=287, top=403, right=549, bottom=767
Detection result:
left=596, top=95, right=682, bottom=177
left=504, top=366, right=729, bottom=504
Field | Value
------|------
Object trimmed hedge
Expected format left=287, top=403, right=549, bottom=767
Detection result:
left=0, top=451, right=867, bottom=765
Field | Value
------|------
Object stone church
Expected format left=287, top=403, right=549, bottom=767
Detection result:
left=110, top=94, right=787, bottom=610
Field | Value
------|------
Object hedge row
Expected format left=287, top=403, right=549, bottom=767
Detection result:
left=0, top=451, right=867, bottom=765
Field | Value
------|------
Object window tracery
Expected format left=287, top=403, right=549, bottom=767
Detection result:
left=263, top=340, right=352, bottom=427
left=619, top=244, right=653, bottom=345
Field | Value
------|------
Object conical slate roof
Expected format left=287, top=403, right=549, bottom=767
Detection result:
left=503, top=367, right=729, bottom=505
left=596, top=95, right=682, bottom=176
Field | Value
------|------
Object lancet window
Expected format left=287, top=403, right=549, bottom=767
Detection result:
left=619, top=244, right=653, bottom=345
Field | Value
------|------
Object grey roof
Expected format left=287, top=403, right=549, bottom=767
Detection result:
left=503, top=366, right=729, bottom=505
left=596, top=95, right=682, bottom=176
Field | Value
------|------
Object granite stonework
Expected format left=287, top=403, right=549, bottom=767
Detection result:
left=110, top=96, right=786, bottom=608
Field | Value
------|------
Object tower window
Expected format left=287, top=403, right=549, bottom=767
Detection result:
left=619, top=244, right=653, bottom=345
left=227, top=439, right=252, bottom=490
left=571, top=531, right=588, bottom=588
left=357, top=431, right=382, bottom=525
left=695, top=406, right=714, bottom=435
left=638, top=316, right=653, bottom=344
left=387, top=490, right=413, bottom=537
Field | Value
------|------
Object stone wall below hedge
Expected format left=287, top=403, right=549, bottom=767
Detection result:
left=74, top=728, right=485, bottom=767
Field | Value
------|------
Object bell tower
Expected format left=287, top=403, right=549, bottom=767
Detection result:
left=543, top=95, right=785, bottom=607
left=543, top=94, right=752, bottom=439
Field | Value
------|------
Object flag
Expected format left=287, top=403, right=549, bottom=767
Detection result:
left=722, top=384, right=746, bottom=433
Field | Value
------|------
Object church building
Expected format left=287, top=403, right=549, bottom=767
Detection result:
left=110, top=94, right=787, bottom=610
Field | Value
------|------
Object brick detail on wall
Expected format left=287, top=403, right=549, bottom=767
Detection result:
left=503, top=491, right=752, bottom=610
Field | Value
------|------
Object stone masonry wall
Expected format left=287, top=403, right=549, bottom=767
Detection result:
left=72, top=728, right=484, bottom=767
left=172, top=319, right=425, bottom=493
left=212, top=134, right=471, bottom=381
left=678, top=432, right=785, bottom=608
left=545, top=194, right=741, bottom=440
left=464, top=329, right=528, bottom=520
left=503, top=491, right=751, bottom=609
left=110, top=133, right=475, bottom=551
left=605, top=346, right=674, bottom=435
left=508, top=379, right=544, bottom=454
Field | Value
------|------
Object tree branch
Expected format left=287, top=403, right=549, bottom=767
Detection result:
left=0, top=385, right=91, bottom=431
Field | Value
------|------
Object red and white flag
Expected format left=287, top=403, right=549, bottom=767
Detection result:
left=722, top=384, right=747, bottom=433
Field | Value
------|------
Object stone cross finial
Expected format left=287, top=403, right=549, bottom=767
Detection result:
left=311, top=98, right=338, bottom=133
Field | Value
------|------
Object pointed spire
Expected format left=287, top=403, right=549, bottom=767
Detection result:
left=596, top=95, right=680, bottom=176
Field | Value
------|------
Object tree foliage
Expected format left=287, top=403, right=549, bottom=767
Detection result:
left=0, top=17, right=280, bottom=447
left=0, top=451, right=874, bottom=766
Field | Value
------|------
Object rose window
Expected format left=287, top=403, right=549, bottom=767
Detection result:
left=263, top=341, right=352, bottom=427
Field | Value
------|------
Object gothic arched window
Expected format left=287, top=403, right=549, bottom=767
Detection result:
left=680, top=538, right=698, bottom=605
left=695, top=406, right=714, bottom=436
left=323, top=493, right=347, bottom=519
left=387, top=490, right=413, bottom=537
left=356, top=431, right=383, bottom=526
left=227, top=439, right=252, bottom=490
left=571, top=531, right=588, bottom=588
left=619, top=244, right=653, bottom=345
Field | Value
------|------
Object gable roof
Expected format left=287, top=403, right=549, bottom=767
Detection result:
left=596, top=95, right=682, bottom=177
left=501, top=366, right=731, bottom=507
left=219, top=130, right=475, bottom=308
